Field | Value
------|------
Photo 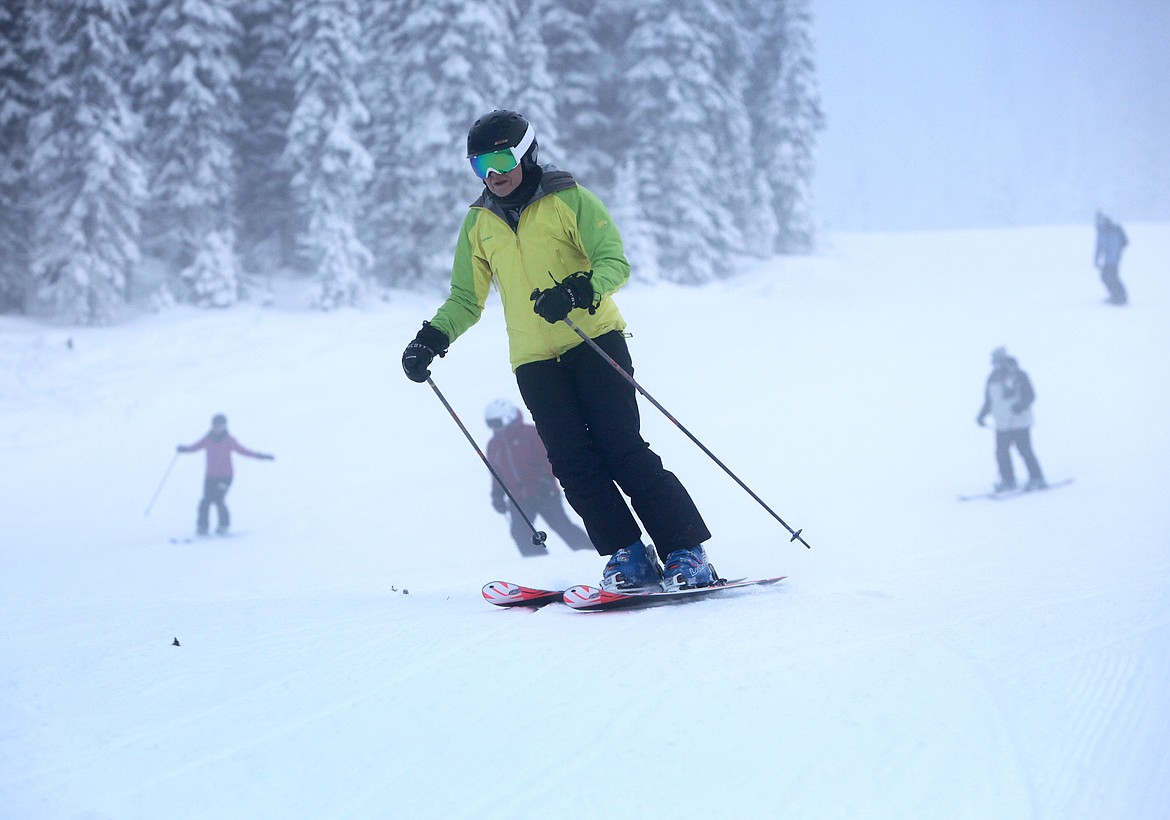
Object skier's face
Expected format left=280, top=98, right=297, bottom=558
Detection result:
left=484, top=164, right=522, bottom=197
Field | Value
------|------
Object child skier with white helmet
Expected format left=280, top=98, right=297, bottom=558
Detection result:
left=484, top=398, right=592, bottom=557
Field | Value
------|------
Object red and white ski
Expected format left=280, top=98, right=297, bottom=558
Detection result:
left=562, top=576, right=787, bottom=612
left=481, top=581, right=565, bottom=608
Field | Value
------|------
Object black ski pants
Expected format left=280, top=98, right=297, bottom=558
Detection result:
left=995, top=428, right=1044, bottom=486
left=1100, top=263, right=1127, bottom=305
left=197, top=475, right=232, bottom=532
left=515, top=330, right=710, bottom=559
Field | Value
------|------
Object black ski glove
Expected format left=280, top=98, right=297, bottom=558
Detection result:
left=531, top=271, right=594, bottom=324
left=492, top=495, right=507, bottom=513
left=401, top=321, right=450, bottom=383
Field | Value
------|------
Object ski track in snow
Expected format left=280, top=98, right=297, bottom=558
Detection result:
left=2, top=224, right=1169, bottom=818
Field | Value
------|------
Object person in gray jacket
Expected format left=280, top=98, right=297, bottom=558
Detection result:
left=1094, top=212, right=1129, bottom=305
left=976, top=347, right=1047, bottom=492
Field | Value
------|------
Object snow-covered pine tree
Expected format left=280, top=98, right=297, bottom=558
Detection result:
left=0, top=0, right=33, bottom=313
left=607, top=156, right=659, bottom=281
left=705, top=0, right=778, bottom=259
left=25, top=0, right=145, bottom=324
left=362, top=0, right=516, bottom=290
left=286, top=0, right=373, bottom=309
left=618, top=0, right=754, bottom=283
left=237, top=0, right=297, bottom=276
left=744, top=0, right=823, bottom=253
left=133, top=0, right=242, bottom=307
left=511, top=0, right=559, bottom=160
left=538, top=0, right=613, bottom=191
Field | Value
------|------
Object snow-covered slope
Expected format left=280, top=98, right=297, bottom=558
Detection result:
left=2, top=224, right=1168, bottom=819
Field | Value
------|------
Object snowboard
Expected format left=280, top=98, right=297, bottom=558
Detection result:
left=561, top=576, right=787, bottom=612
left=169, top=531, right=246, bottom=544
left=958, top=477, right=1073, bottom=502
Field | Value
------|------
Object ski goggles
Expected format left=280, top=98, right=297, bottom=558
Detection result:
left=469, top=124, right=535, bottom=179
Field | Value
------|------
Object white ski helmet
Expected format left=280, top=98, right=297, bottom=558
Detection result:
left=485, top=398, right=520, bottom=427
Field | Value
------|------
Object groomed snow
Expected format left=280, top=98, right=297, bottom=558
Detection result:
left=2, top=224, right=1168, bottom=819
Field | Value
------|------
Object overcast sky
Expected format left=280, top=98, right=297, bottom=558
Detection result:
left=811, top=0, right=1170, bottom=231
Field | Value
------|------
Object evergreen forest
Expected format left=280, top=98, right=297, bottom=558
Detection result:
left=0, top=0, right=822, bottom=323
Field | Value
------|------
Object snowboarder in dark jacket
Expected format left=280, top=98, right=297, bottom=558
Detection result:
left=484, top=399, right=592, bottom=557
left=1094, top=212, right=1129, bottom=305
left=177, top=414, right=274, bottom=535
left=976, top=348, right=1046, bottom=493
left=401, top=110, right=712, bottom=592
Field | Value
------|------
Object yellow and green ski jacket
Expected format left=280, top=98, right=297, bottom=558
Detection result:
left=427, top=169, right=629, bottom=371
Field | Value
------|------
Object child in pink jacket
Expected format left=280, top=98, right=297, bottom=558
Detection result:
left=177, top=414, right=273, bottom=535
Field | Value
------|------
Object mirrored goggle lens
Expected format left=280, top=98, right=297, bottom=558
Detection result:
left=470, top=149, right=519, bottom=179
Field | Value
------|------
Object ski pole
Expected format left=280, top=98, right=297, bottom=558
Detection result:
left=561, top=315, right=810, bottom=549
left=144, top=451, right=179, bottom=516
left=426, top=376, right=547, bottom=548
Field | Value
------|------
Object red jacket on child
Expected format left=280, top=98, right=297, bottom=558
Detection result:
left=486, top=415, right=556, bottom=504
left=179, top=432, right=263, bottom=478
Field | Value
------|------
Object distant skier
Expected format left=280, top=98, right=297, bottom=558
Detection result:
left=484, top=399, right=593, bottom=557
left=976, top=348, right=1046, bottom=493
left=177, top=414, right=274, bottom=535
left=401, top=109, right=713, bottom=592
left=1094, top=212, right=1129, bottom=305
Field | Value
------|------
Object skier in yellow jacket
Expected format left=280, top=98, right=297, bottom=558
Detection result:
left=401, top=110, right=712, bottom=591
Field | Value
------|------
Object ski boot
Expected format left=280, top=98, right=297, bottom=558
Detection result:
left=993, top=479, right=1016, bottom=494
left=662, top=546, right=716, bottom=591
left=600, top=540, right=663, bottom=592
left=1023, top=476, right=1047, bottom=491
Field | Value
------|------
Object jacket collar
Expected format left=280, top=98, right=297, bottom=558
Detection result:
left=470, top=165, right=576, bottom=225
